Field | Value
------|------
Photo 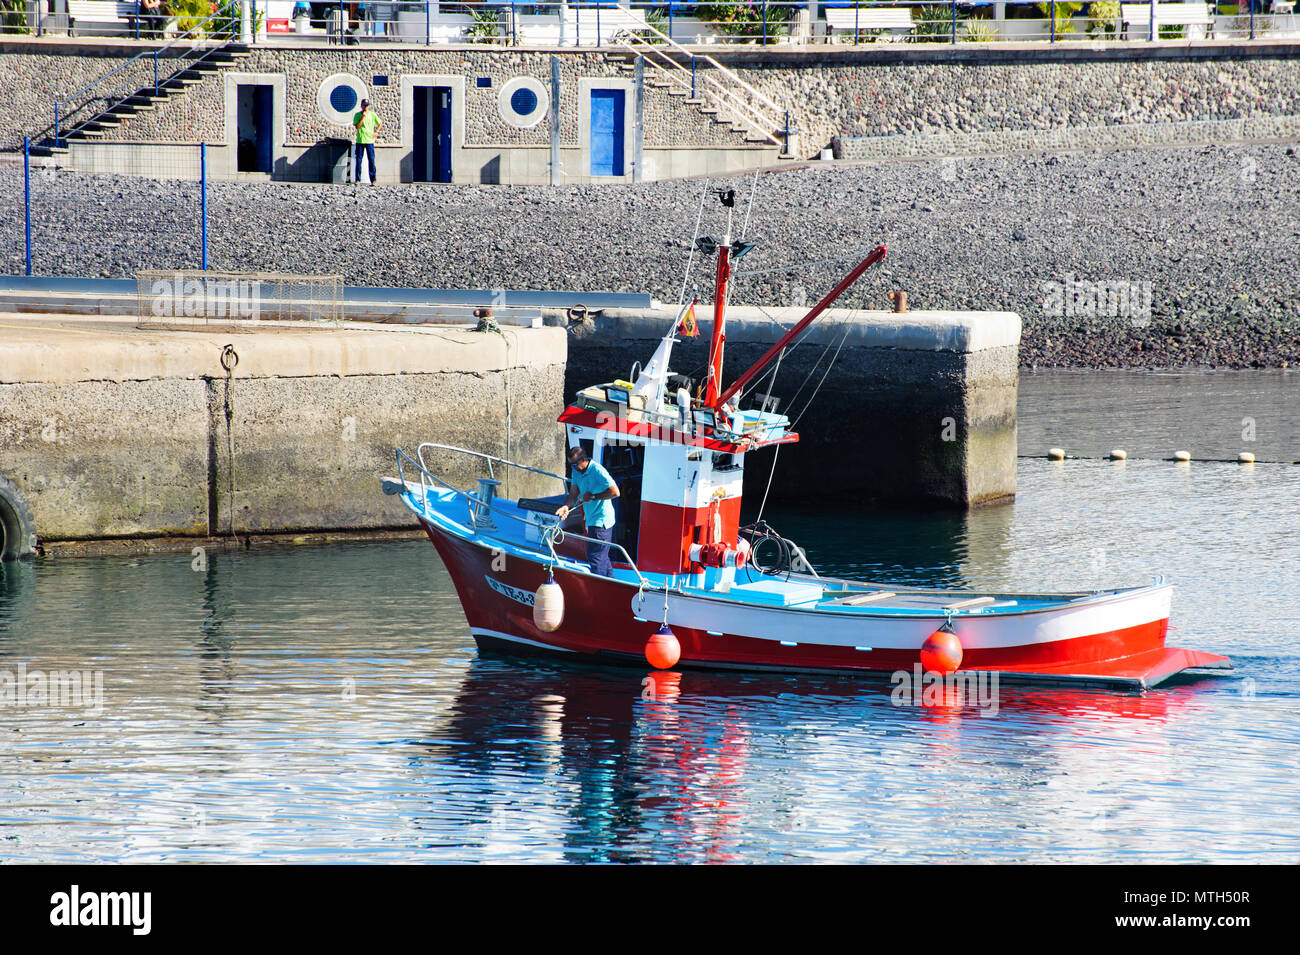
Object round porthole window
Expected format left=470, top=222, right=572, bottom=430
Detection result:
left=318, top=73, right=369, bottom=127
left=498, top=77, right=549, bottom=129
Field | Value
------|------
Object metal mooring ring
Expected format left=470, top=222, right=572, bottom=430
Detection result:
left=220, top=344, right=239, bottom=373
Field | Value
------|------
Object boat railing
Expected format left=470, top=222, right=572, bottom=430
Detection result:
left=415, top=442, right=571, bottom=493
left=395, top=447, right=649, bottom=591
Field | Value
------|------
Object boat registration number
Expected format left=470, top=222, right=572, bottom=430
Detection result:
left=486, top=576, right=535, bottom=607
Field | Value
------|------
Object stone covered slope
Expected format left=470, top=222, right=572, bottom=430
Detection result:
left=2, top=141, right=1297, bottom=368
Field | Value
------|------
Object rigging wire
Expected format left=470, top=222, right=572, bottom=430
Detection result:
left=678, top=178, right=710, bottom=306
left=733, top=249, right=883, bottom=279
left=788, top=315, right=856, bottom=431
left=741, top=167, right=760, bottom=240
left=749, top=306, right=848, bottom=415
left=755, top=442, right=781, bottom=525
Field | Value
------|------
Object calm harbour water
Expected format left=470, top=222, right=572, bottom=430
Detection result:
left=1, top=370, right=1297, bottom=863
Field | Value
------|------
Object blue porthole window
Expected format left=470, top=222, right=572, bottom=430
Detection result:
left=499, top=77, right=549, bottom=129
left=317, top=73, right=369, bottom=127
left=329, top=84, right=358, bottom=113
left=509, top=87, right=538, bottom=117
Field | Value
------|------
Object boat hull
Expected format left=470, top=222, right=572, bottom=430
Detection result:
left=420, top=520, right=1231, bottom=690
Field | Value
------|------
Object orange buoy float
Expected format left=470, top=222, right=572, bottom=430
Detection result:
left=532, top=574, right=564, bottom=632
left=920, top=626, right=963, bottom=675
left=645, top=624, right=681, bottom=670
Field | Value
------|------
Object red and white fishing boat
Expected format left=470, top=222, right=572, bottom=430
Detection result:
left=386, top=205, right=1231, bottom=691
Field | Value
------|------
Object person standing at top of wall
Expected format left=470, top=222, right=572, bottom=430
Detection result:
left=353, top=99, right=382, bottom=186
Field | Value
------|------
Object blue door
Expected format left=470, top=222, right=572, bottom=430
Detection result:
left=413, top=85, right=452, bottom=183
left=590, top=89, right=625, bottom=177
left=236, top=84, right=274, bottom=174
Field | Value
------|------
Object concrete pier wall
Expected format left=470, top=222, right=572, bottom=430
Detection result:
left=0, top=298, right=1018, bottom=549
left=0, top=316, right=566, bottom=542
left=559, top=306, right=1021, bottom=508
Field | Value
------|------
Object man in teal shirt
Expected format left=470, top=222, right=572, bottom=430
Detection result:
left=352, top=99, right=382, bottom=185
left=556, top=446, right=619, bottom=577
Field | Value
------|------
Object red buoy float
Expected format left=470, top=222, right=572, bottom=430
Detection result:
left=920, top=626, right=963, bottom=675
left=645, top=624, right=681, bottom=670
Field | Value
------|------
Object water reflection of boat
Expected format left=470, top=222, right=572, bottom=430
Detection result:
left=386, top=193, right=1230, bottom=691
left=410, top=656, right=1195, bottom=860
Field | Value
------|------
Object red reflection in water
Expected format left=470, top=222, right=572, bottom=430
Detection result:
left=428, top=655, right=1218, bottom=860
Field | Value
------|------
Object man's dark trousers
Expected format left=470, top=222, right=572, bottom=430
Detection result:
left=355, top=142, right=376, bottom=183
left=586, top=526, right=614, bottom=577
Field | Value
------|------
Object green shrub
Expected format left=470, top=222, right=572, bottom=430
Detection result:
left=962, top=17, right=995, bottom=41
left=635, top=5, right=669, bottom=44
left=912, top=3, right=955, bottom=42
left=1035, top=0, right=1083, bottom=33
left=169, top=0, right=216, bottom=35
left=1, top=0, right=31, bottom=35
left=467, top=6, right=501, bottom=43
left=1087, top=0, right=1120, bottom=36
left=695, top=1, right=789, bottom=43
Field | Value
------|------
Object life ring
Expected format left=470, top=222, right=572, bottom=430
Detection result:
left=0, top=474, right=37, bottom=561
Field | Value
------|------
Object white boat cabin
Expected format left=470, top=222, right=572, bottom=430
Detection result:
left=550, top=329, right=796, bottom=583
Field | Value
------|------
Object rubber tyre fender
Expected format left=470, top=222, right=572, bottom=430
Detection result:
left=0, top=474, right=37, bottom=561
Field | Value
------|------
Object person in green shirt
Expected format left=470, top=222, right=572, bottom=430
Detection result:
left=352, top=99, right=382, bottom=185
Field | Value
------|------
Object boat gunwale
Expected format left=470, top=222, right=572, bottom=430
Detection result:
left=400, top=482, right=1173, bottom=623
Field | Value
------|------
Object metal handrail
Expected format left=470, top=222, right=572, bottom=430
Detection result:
left=619, top=16, right=786, bottom=116
left=609, top=18, right=785, bottom=147
left=613, top=35, right=783, bottom=147
left=395, top=447, right=648, bottom=589
left=415, top=441, right=571, bottom=491
left=51, top=8, right=239, bottom=147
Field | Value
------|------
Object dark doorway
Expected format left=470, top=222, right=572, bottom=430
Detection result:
left=602, top=443, right=645, bottom=562
left=412, top=85, right=452, bottom=183
left=236, top=84, right=273, bottom=174
left=589, top=89, right=625, bottom=177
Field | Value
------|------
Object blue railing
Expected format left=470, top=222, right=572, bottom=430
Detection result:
left=7, top=2, right=1279, bottom=48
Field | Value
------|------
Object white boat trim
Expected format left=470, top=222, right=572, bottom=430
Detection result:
left=470, top=627, right=578, bottom=653
left=630, top=586, right=1172, bottom=651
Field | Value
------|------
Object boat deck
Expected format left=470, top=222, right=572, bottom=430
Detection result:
left=403, top=482, right=1118, bottom=617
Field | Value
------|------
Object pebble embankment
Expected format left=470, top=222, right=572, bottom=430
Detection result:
left=3, top=140, right=1297, bottom=368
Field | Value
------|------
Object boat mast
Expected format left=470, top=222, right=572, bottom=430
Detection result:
left=713, top=244, right=887, bottom=411
left=703, top=190, right=736, bottom=407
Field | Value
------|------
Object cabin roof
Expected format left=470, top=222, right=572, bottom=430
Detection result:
left=558, top=405, right=799, bottom=452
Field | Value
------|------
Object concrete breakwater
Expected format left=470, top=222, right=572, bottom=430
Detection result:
left=564, top=305, right=1020, bottom=508
left=2, top=143, right=1297, bottom=369
left=0, top=294, right=1017, bottom=551
left=0, top=314, right=566, bottom=547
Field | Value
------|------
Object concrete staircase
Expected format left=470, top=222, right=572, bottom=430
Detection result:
left=603, top=50, right=787, bottom=149
left=34, top=44, right=251, bottom=157
left=602, top=25, right=792, bottom=156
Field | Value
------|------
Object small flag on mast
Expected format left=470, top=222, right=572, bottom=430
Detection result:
left=677, top=299, right=699, bottom=338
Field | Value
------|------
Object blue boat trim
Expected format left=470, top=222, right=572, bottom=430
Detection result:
left=399, top=480, right=1166, bottom=621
